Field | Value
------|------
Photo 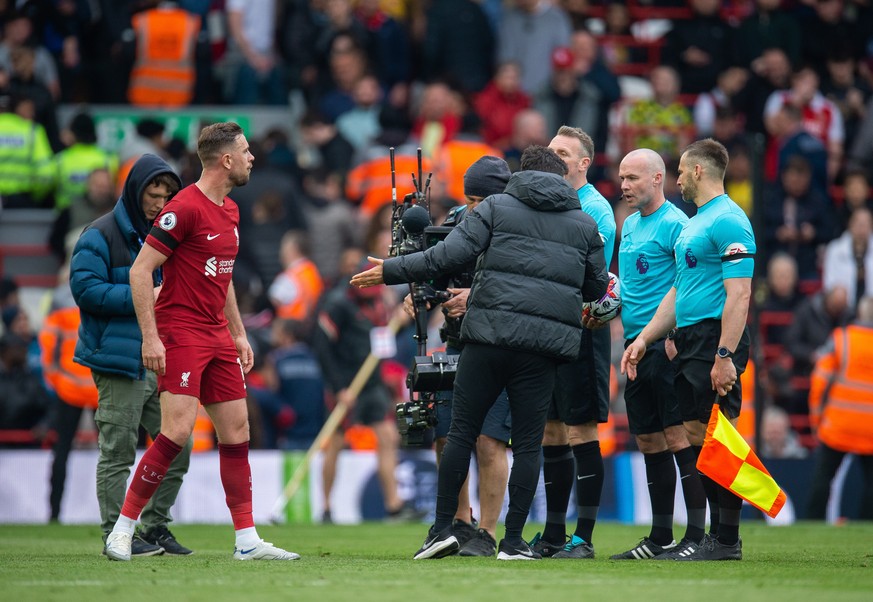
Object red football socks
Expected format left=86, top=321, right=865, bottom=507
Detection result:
left=219, top=441, right=255, bottom=530
left=120, top=433, right=182, bottom=520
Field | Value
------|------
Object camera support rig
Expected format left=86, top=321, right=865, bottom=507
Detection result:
left=389, top=147, right=459, bottom=445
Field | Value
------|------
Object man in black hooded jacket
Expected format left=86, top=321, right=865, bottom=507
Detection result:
left=351, top=145, right=608, bottom=560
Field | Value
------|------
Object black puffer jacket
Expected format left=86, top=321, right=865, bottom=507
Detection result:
left=383, top=170, right=608, bottom=360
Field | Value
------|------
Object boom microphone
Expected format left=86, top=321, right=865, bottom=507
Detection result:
left=401, top=204, right=431, bottom=235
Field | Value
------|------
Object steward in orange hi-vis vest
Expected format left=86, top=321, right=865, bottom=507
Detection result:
left=40, top=306, right=98, bottom=409
left=809, top=322, right=873, bottom=455
left=128, top=7, right=201, bottom=107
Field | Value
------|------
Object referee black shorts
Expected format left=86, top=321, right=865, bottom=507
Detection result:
left=672, top=319, right=751, bottom=423
left=549, top=326, right=610, bottom=426
left=623, top=338, right=682, bottom=435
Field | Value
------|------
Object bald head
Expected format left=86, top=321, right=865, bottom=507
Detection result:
left=619, top=148, right=666, bottom=215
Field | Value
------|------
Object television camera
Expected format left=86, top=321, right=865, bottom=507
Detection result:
left=389, top=147, right=459, bottom=445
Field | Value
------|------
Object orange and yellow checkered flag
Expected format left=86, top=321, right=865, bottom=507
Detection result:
left=697, top=403, right=787, bottom=518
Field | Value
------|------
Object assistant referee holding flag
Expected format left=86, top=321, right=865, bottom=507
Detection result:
left=622, top=138, right=756, bottom=561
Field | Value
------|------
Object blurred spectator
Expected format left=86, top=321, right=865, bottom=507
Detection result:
left=0, top=331, right=50, bottom=433
left=226, top=0, right=285, bottom=104
left=760, top=405, right=808, bottom=459
left=345, top=119, right=429, bottom=218
left=497, top=0, right=572, bottom=96
left=316, top=33, right=369, bottom=122
left=764, top=66, right=845, bottom=183
left=597, top=2, right=646, bottom=70
left=253, top=318, right=326, bottom=450
left=663, top=0, right=734, bottom=95
left=763, top=155, right=834, bottom=280
left=127, top=2, right=202, bottom=107
left=300, top=167, right=360, bottom=286
left=568, top=29, right=621, bottom=156
left=724, top=141, right=753, bottom=216
left=312, top=255, right=416, bottom=522
left=0, top=94, right=53, bottom=208
left=311, top=0, right=369, bottom=81
left=411, top=81, right=463, bottom=158
left=66, top=168, right=116, bottom=251
left=299, top=110, right=355, bottom=177
left=50, top=113, right=119, bottom=260
left=21, top=0, right=89, bottom=103
left=822, top=207, right=873, bottom=312
left=5, top=45, right=60, bottom=151
left=785, top=286, right=852, bottom=391
left=335, top=74, right=384, bottom=153
left=40, top=270, right=98, bottom=521
left=119, top=118, right=168, bottom=164
left=422, top=0, right=494, bottom=94
left=0, top=11, right=59, bottom=99
left=734, top=47, right=793, bottom=135
left=807, top=295, right=873, bottom=521
left=0, top=276, right=19, bottom=312
left=837, top=168, right=873, bottom=230
left=848, top=95, right=873, bottom=179
left=75, top=0, right=133, bottom=103
left=768, top=103, right=829, bottom=195
left=268, top=230, right=325, bottom=323
left=435, top=113, right=503, bottom=203
left=277, top=0, right=319, bottom=92
left=760, top=252, right=803, bottom=316
left=534, top=47, right=599, bottom=144
left=354, top=0, right=410, bottom=93
left=473, top=61, right=531, bottom=151
left=733, top=0, right=801, bottom=70
left=799, top=0, right=865, bottom=75
left=821, top=49, right=871, bottom=154
left=693, top=67, right=749, bottom=139
left=618, top=65, right=694, bottom=163
left=503, top=108, right=548, bottom=172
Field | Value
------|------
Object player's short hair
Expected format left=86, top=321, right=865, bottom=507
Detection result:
left=520, top=145, right=567, bottom=176
left=197, top=122, right=245, bottom=166
left=148, top=172, right=181, bottom=195
left=683, top=138, right=729, bottom=181
left=556, top=125, right=595, bottom=161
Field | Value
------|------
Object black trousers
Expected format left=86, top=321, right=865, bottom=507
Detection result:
left=807, top=442, right=873, bottom=521
left=49, top=398, right=85, bottom=520
left=436, top=343, right=557, bottom=538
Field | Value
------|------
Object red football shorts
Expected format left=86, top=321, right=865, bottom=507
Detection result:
left=159, top=344, right=247, bottom=404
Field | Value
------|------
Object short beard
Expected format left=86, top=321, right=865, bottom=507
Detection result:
left=230, top=172, right=250, bottom=187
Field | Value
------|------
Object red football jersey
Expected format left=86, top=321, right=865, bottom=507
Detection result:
left=146, top=184, right=240, bottom=347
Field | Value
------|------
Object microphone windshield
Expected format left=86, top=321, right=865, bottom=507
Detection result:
left=401, top=204, right=430, bottom=234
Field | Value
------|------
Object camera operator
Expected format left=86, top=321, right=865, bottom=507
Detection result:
left=351, top=146, right=609, bottom=561
left=402, top=156, right=513, bottom=557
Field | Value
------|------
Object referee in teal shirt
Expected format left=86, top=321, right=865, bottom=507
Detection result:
left=622, top=139, right=756, bottom=561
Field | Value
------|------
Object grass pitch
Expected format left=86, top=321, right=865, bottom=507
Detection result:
left=1, top=522, right=871, bottom=602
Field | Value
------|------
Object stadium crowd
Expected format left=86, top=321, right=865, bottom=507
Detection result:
left=1, top=0, right=873, bottom=525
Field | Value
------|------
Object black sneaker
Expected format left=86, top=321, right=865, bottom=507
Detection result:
left=459, top=528, right=497, bottom=557
left=497, top=538, right=542, bottom=561
left=675, top=535, right=742, bottom=561
left=527, top=532, right=565, bottom=558
left=452, top=519, right=478, bottom=548
left=140, top=526, right=193, bottom=555
left=322, top=509, right=333, bottom=525
left=653, top=536, right=702, bottom=560
left=552, top=534, right=595, bottom=559
left=129, top=535, right=164, bottom=557
left=610, top=537, right=676, bottom=560
left=387, top=502, right=427, bottom=524
left=413, top=525, right=459, bottom=560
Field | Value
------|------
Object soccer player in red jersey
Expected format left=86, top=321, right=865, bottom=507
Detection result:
left=104, top=122, right=299, bottom=561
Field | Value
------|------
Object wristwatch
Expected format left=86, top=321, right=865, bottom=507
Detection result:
left=716, top=346, right=734, bottom=359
